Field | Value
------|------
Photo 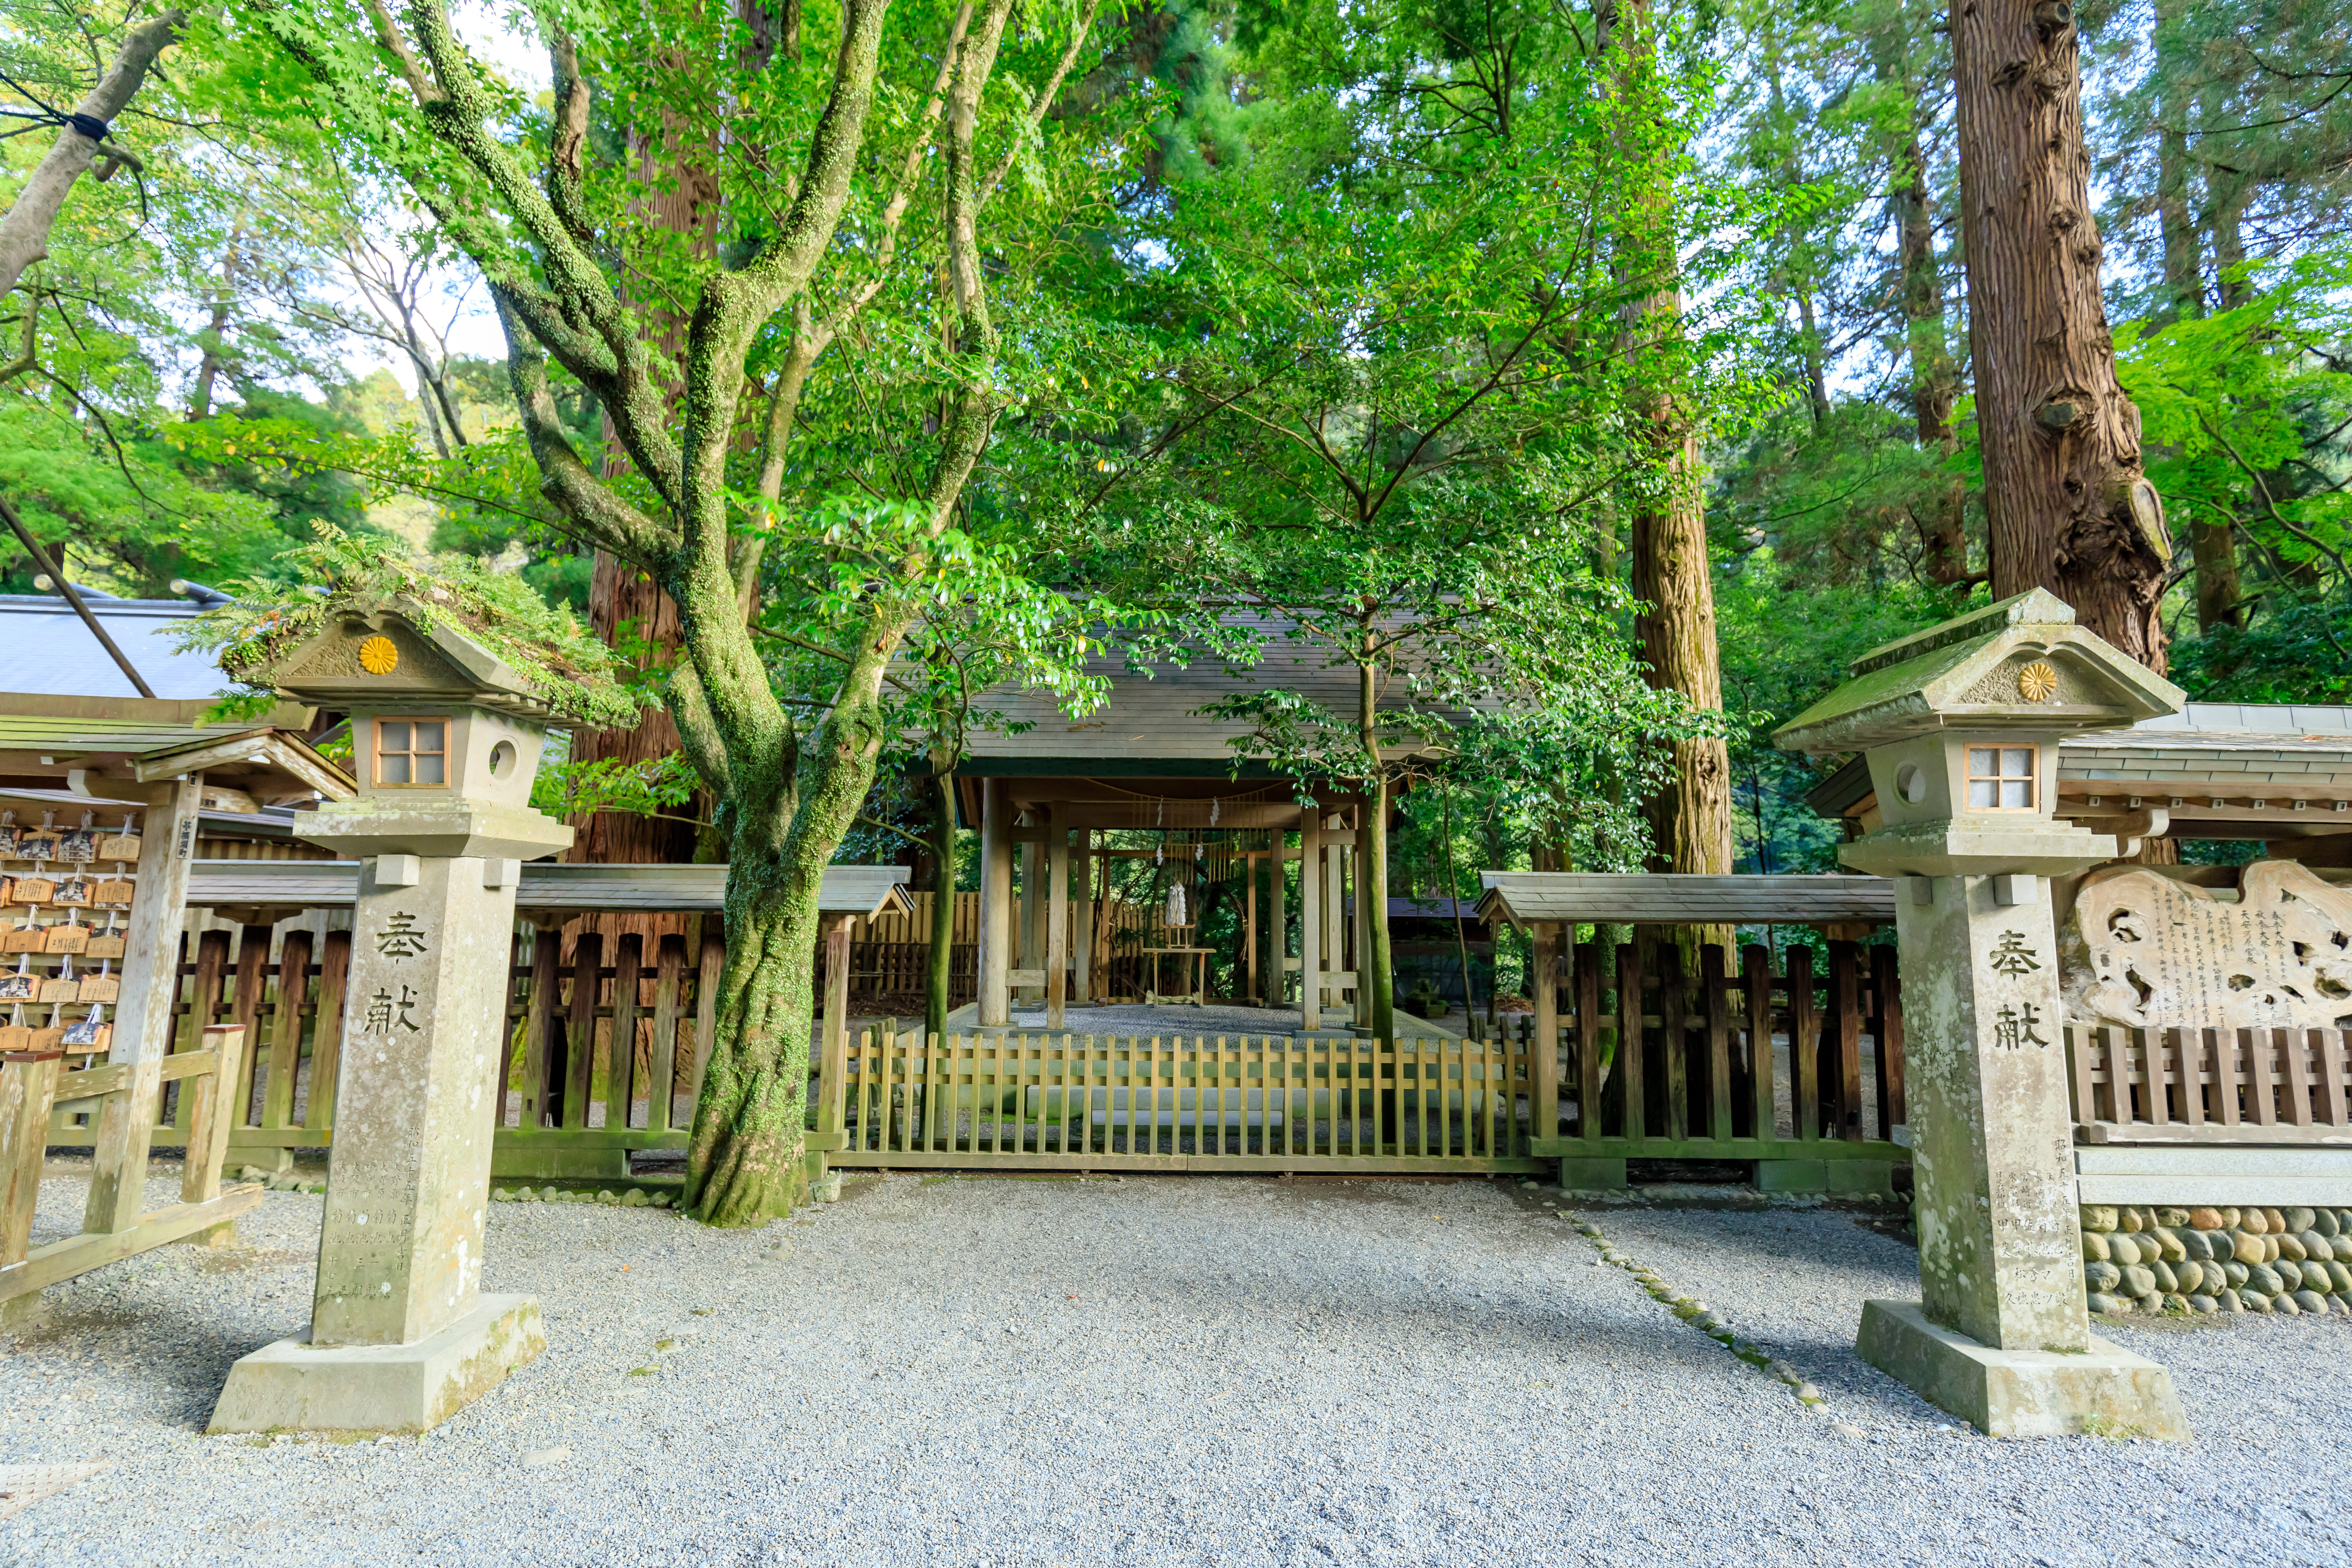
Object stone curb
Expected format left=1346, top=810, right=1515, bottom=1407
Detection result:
left=1563, top=1208, right=1833, bottom=1412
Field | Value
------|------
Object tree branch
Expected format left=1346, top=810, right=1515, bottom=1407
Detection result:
left=0, top=8, right=186, bottom=303
left=977, top=0, right=1099, bottom=209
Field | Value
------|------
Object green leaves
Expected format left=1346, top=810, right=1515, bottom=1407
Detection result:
left=175, top=522, right=646, bottom=727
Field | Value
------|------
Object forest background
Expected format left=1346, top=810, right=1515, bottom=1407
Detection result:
left=4, top=0, right=2348, bottom=1213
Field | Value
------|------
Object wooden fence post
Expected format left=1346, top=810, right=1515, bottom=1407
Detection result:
left=562, top=932, right=602, bottom=1131
left=2, top=1052, right=60, bottom=1272
left=1615, top=942, right=1645, bottom=1142
left=1572, top=942, right=1602, bottom=1141
left=262, top=930, right=313, bottom=1131
left=1657, top=943, right=1688, bottom=1142
left=228, top=925, right=273, bottom=1132
left=1532, top=922, right=1560, bottom=1141
left=1874, top=946, right=1905, bottom=1136
left=306, top=931, right=351, bottom=1136
left=1829, top=940, right=1862, bottom=1140
left=610, top=933, right=644, bottom=1132
left=1741, top=944, right=1775, bottom=1141
left=648, top=935, right=686, bottom=1133
left=818, top=916, right=853, bottom=1137
left=519, top=926, right=562, bottom=1130
left=1701, top=945, right=1733, bottom=1144
left=1787, top=945, right=1819, bottom=1142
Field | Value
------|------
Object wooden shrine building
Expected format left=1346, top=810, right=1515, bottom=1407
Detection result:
left=938, top=630, right=1450, bottom=1034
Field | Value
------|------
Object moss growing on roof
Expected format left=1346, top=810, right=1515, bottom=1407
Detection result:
left=173, top=525, right=646, bottom=729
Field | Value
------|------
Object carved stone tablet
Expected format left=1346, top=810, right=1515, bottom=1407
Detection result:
left=2061, top=860, right=2352, bottom=1032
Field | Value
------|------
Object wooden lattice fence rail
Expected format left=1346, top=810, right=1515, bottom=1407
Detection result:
left=822, top=1029, right=1546, bottom=1174
left=1503, top=939, right=1908, bottom=1189
left=2068, top=1024, right=2352, bottom=1137
left=43, top=922, right=731, bottom=1181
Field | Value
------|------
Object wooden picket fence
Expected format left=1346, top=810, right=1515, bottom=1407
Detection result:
left=822, top=1028, right=1545, bottom=1174
left=43, top=922, right=730, bottom=1181
left=2068, top=1024, right=2352, bottom=1136
left=1501, top=939, right=1908, bottom=1188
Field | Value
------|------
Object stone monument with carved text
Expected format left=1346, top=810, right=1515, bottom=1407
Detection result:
left=210, top=605, right=577, bottom=1433
left=1777, top=589, right=2194, bottom=1438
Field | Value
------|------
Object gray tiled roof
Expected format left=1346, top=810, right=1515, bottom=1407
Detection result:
left=185, top=859, right=914, bottom=916
left=0, top=594, right=227, bottom=701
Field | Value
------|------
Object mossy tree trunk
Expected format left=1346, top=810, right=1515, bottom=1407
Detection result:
left=926, top=762, right=957, bottom=1042
left=262, top=0, right=1070, bottom=1224
left=1357, top=659, right=1396, bottom=1045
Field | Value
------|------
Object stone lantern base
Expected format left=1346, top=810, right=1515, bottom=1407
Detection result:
left=208, top=1294, right=543, bottom=1435
left=1857, top=1300, right=2189, bottom=1439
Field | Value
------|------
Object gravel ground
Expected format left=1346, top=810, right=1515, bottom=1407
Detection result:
left=5, top=1170, right=2348, bottom=1568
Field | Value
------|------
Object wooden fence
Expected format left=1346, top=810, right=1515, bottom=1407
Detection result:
left=6, top=1025, right=263, bottom=1313
left=1502, top=939, right=1908, bottom=1190
left=2068, top=1024, right=2352, bottom=1138
left=822, top=1029, right=1545, bottom=1174
left=43, top=922, right=730, bottom=1181
left=833, top=890, right=978, bottom=1006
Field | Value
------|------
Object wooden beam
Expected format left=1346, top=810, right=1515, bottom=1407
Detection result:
left=979, top=779, right=1011, bottom=1028
left=1299, top=809, right=1321, bottom=1031
left=1046, top=805, right=1068, bottom=1030
left=1, top=1186, right=265, bottom=1304
left=83, top=772, right=202, bottom=1236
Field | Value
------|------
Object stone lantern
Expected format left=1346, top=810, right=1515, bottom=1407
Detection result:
left=210, top=605, right=577, bottom=1434
left=1775, top=588, right=2191, bottom=1438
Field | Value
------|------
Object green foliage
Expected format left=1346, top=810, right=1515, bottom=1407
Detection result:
left=533, top=750, right=708, bottom=828
left=2116, top=246, right=2352, bottom=691
left=176, top=523, right=645, bottom=727
left=1717, top=557, right=1968, bottom=872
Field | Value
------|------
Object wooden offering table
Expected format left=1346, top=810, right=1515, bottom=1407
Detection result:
left=1139, top=945, right=1212, bottom=1007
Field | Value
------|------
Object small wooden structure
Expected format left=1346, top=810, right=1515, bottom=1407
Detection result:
left=0, top=696, right=352, bottom=1324
left=941, top=627, right=1464, bottom=1033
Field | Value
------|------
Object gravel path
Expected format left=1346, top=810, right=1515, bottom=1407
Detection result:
left=5, top=1172, right=2348, bottom=1567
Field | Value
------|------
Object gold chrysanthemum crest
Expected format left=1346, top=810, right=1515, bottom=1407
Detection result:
left=2016, top=661, right=2057, bottom=702
left=358, top=635, right=400, bottom=676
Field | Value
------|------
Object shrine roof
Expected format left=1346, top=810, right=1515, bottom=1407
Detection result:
left=1475, top=872, right=1896, bottom=929
left=0, top=592, right=229, bottom=701
left=184, top=859, right=914, bottom=918
left=0, top=703, right=354, bottom=804
left=952, top=619, right=1485, bottom=775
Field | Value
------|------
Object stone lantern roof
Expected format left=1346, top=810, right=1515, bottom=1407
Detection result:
left=255, top=600, right=564, bottom=720
left=1772, top=589, right=2184, bottom=757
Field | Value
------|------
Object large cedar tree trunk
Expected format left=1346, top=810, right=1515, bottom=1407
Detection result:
left=1631, top=444, right=1734, bottom=886
left=1610, top=0, right=1733, bottom=958
left=1872, top=25, right=1967, bottom=586
left=1954, top=0, right=2171, bottom=669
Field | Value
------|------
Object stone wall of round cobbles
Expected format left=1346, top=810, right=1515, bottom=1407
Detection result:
left=2082, top=1203, right=2352, bottom=1317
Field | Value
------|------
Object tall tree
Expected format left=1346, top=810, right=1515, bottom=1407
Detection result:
left=1866, top=3, right=1968, bottom=586
left=1607, top=0, right=1734, bottom=890
left=1953, top=0, right=2171, bottom=666
left=226, top=0, right=1124, bottom=1223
